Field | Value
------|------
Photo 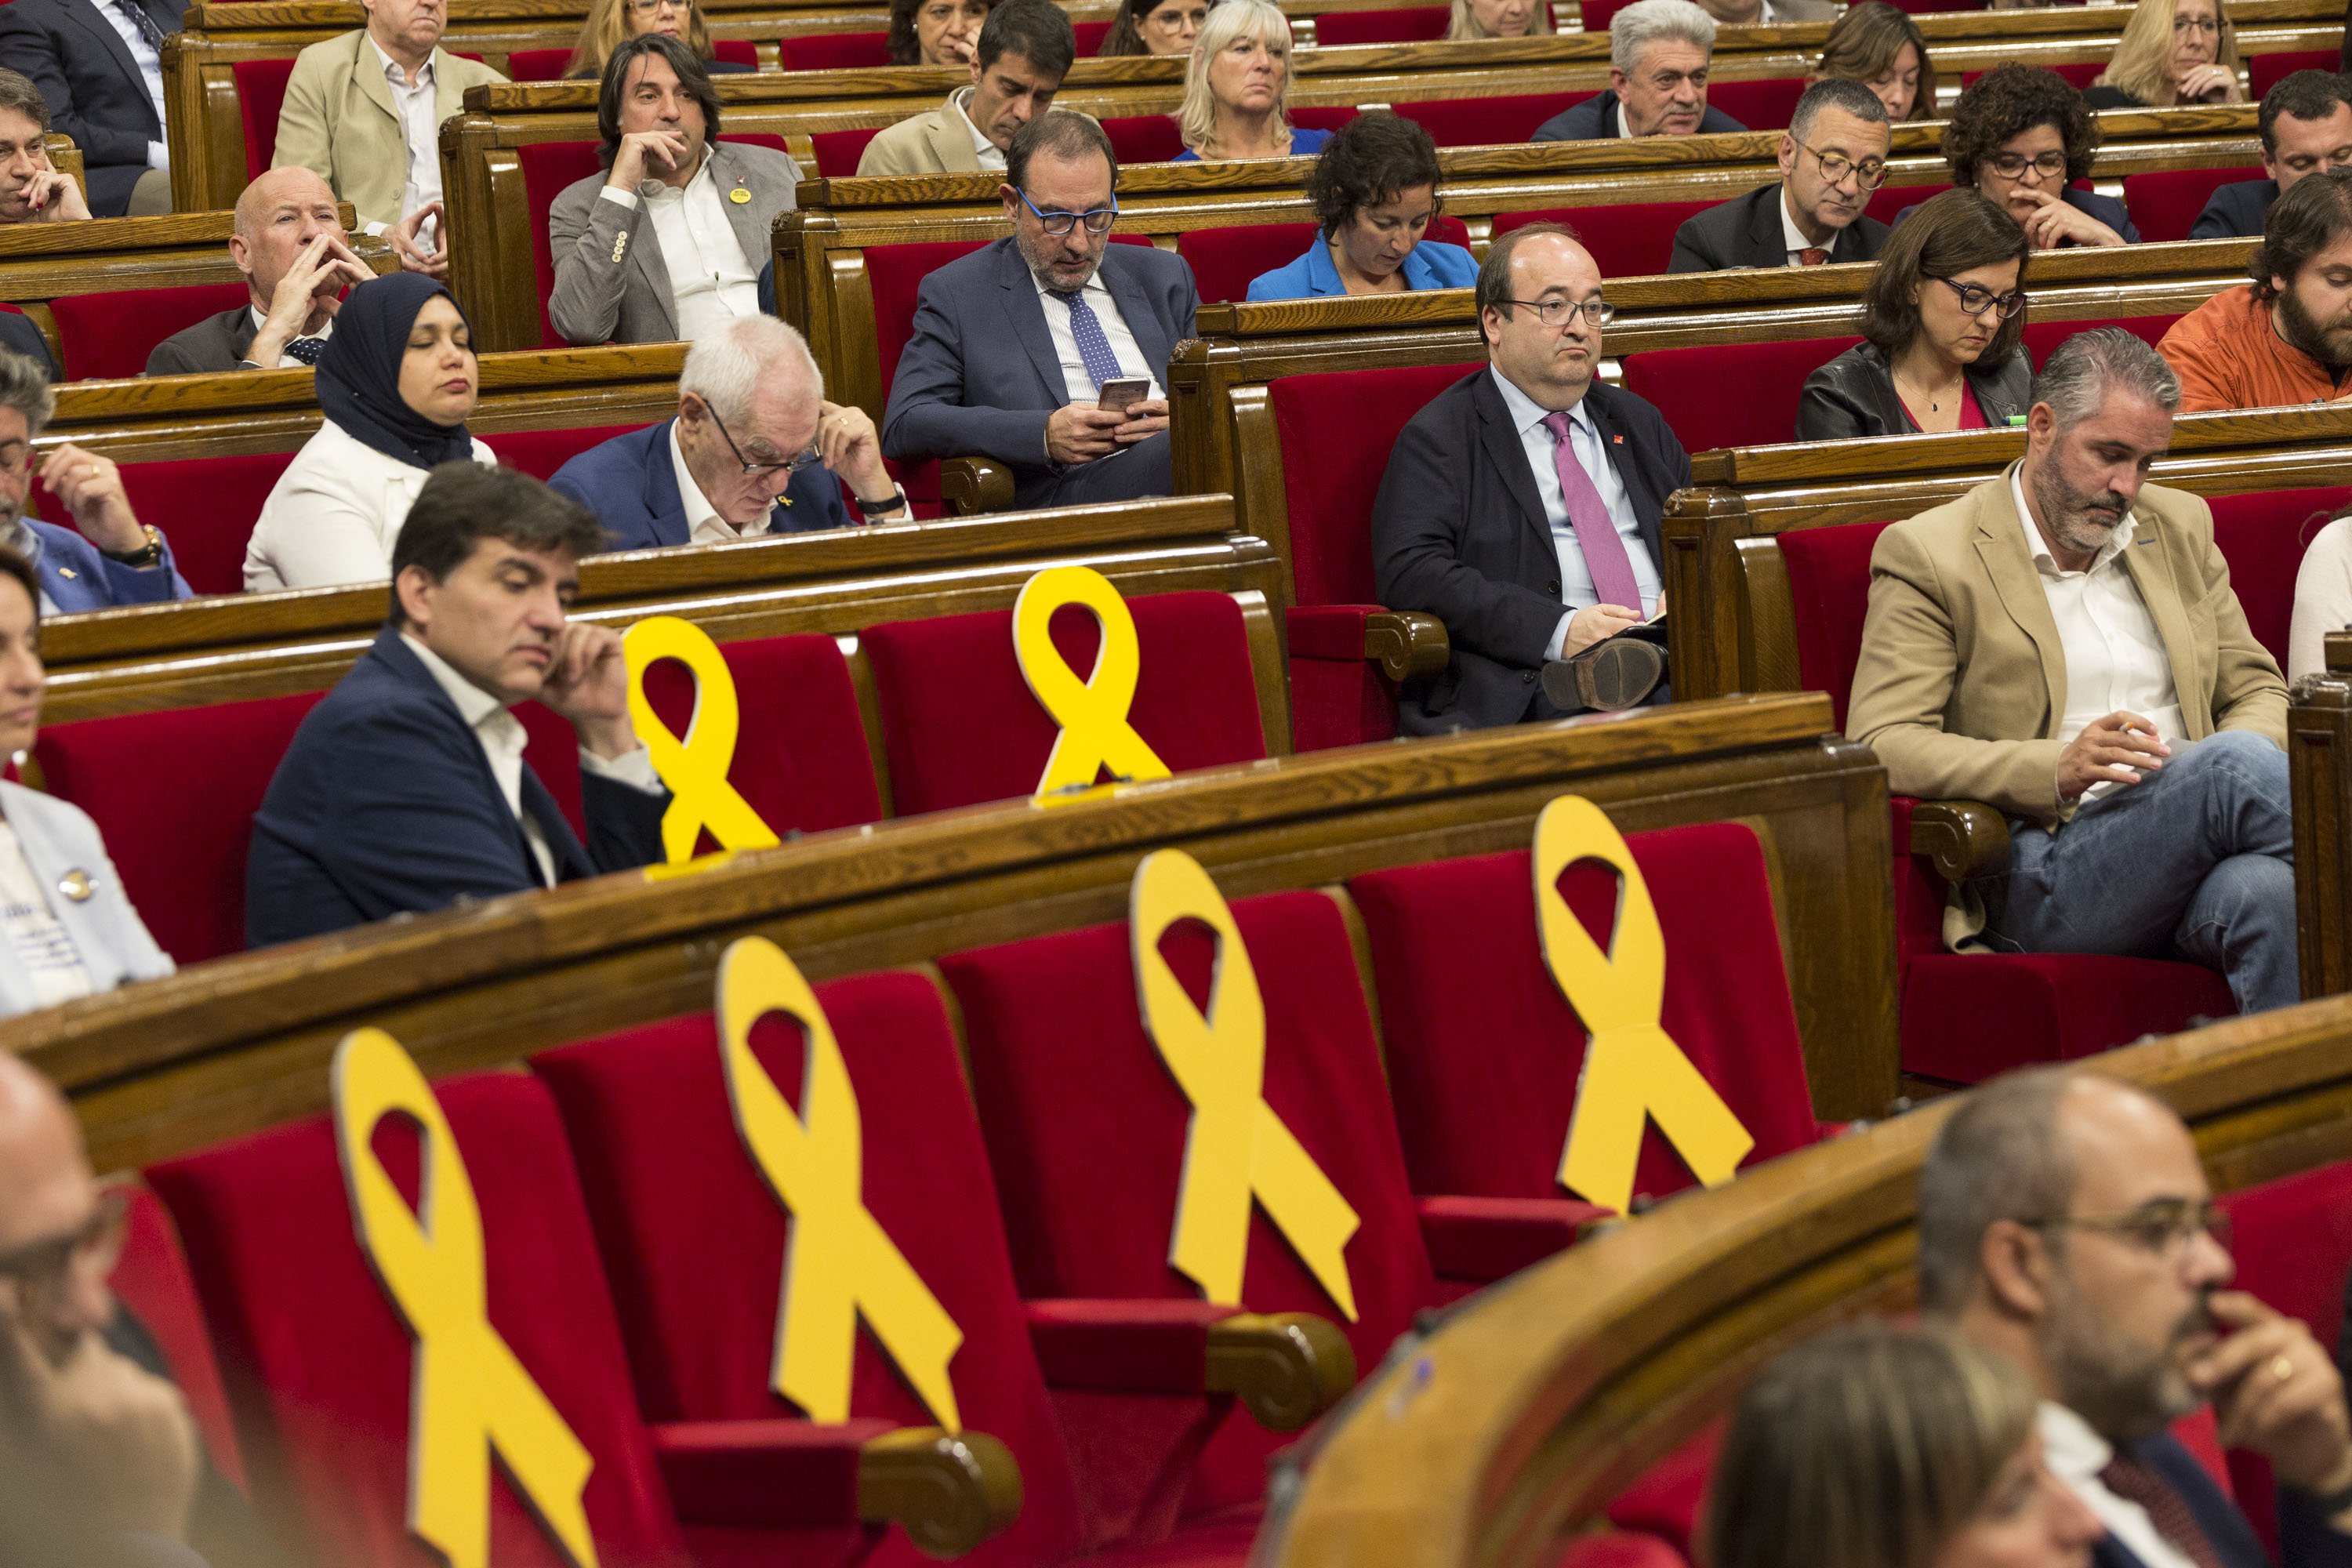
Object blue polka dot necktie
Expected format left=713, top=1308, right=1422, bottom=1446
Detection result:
left=1052, top=289, right=1126, bottom=395
left=284, top=336, right=328, bottom=366
left=110, top=0, right=165, bottom=50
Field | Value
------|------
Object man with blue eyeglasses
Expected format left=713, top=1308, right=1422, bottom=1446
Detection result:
left=882, top=110, right=1200, bottom=508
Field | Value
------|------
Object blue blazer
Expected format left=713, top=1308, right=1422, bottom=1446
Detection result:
left=245, top=628, right=670, bottom=947
left=2090, top=1432, right=2352, bottom=1568
left=547, top=418, right=855, bottom=552
left=24, top=518, right=191, bottom=615
left=1895, top=185, right=2143, bottom=245
left=0, top=778, right=171, bottom=1016
left=881, top=235, right=1199, bottom=506
left=2191, top=179, right=2276, bottom=240
left=1172, top=125, right=1332, bottom=162
left=1246, top=235, right=1479, bottom=300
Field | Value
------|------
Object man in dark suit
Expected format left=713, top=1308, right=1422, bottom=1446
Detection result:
left=1533, top=0, right=1746, bottom=142
left=883, top=110, right=1197, bottom=509
left=1670, top=79, right=1893, bottom=271
left=0, top=0, right=180, bottom=217
left=1371, top=223, right=1690, bottom=735
left=1925, top=1067, right=2352, bottom=1568
left=146, top=166, right=376, bottom=375
left=2191, top=71, right=2352, bottom=240
left=551, top=314, right=906, bottom=549
left=246, top=463, right=670, bottom=947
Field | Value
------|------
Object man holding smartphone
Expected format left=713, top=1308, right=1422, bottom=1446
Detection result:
left=883, top=110, right=1199, bottom=508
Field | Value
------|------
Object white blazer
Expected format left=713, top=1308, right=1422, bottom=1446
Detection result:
left=0, top=779, right=172, bottom=1018
left=244, top=419, right=499, bottom=593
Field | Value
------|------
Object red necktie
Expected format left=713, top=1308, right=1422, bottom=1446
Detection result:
left=1540, top=410, right=1645, bottom=613
left=1798, top=246, right=1830, bottom=266
left=2099, top=1451, right=2227, bottom=1568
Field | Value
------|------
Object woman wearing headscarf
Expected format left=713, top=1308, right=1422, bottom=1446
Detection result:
left=244, top=274, right=495, bottom=593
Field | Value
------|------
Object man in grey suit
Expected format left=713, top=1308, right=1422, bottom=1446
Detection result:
left=882, top=111, right=1197, bottom=509
left=546, top=34, right=801, bottom=347
left=1669, top=79, right=1893, bottom=272
left=147, top=166, right=377, bottom=374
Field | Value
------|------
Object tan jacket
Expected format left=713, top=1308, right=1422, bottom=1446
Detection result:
left=272, top=30, right=506, bottom=232
left=856, top=92, right=989, bottom=177
left=1849, top=466, right=2285, bottom=844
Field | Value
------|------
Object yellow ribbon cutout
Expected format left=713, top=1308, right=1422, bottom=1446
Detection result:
left=622, top=615, right=782, bottom=864
left=1014, top=565, right=1173, bottom=800
left=1535, top=796, right=1755, bottom=1217
left=1130, top=850, right=1360, bottom=1321
left=716, top=937, right=965, bottom=1431
left=330, top=1028, right=599, bottom=1568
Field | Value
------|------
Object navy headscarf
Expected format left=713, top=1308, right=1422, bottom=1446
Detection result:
left=315, top=273, right=478, bottom=470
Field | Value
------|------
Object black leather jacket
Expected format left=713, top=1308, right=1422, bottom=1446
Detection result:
left=1795, top=340, right=2034, bottom=441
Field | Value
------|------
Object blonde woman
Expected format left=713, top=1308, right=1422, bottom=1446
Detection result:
left=2087, top=0, right=2241, bottom=108
left=1446, top=0, right=1554, bottom=41
left=1174, top=0, right=1329, bottom=162
left=563, top=0, right=750, bottom=79
left=1813, top=1, right=1936, bottom=120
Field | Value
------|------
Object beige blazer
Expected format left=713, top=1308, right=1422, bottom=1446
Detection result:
left=272, top=30, right=506, bottom=231
left=857, top=92, right=988, bottom=176
left=1849, top=465, right=2285, bottom=829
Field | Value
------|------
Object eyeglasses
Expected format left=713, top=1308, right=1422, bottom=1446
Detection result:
left=1016, top=189, right=1120, bottom=237
left=1986, top=149, right=2071, bottom=180
left=626, top=0, right=688, bottom=14
left=2026, top=1198, right=2233, bottom=1261
left=1494, top=296, right=1615, bottom=328
left=706, top=405, right=822, bottom=480
left=1800, top=143, right=1889, bottom=190
left=0, top=1184, right=129, bottom=1307
left=1936, top=275, right=2029, bottom=319
left=2171, top=13, right=2220, bottom=34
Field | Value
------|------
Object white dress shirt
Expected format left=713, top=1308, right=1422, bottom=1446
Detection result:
left=2289, top=515, right=2352, bottom=683
left=669, top=419, right=757, bottom=543
left=245, top=307, right=334, bottom=368
left=0, top=819, right=92, bottom=1010
left=596, top=156, right=760, bottom=341
left=2038, top=1403, right=2199, bottom=1568
left=398, top=633, right=663, bottom=888
left=1781, top=186, right=1824, bottom=265
left=244, top=419, right=499, bottom=592
left=92, top=0, right=168, bottom=170
left=954, top=89, right=1007, bottom=172
left=1490, top=368, right=1663, bottom=659
left=368, top=39, right=440, bottom=243
left=2009, top=470, right=2183, bottom=803
left=1031, top=271, right=1160, bottom=405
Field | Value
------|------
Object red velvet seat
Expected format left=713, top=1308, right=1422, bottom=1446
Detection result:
left=1706, top=76, right=1806, bottom=132
left=54, top=283, right=254, bottom=382
left=1176, top=214, right=1474, bottom=303
left=776, top=31, right=887, bottom=69
left=34, top=689, right=325, bottom=965
left=491, top=423, right=644, bottom=483
left=1962, top=62, right=2102, bottom=90
left=504, top=47, right=571, bottom=80
left=2020, top=314, right=2181, bottom=368
left=1493, top=201, right=1715, bottom=280
left=1102, top=116, right=1187, bottom=165
left=1074, top=20, right=1112, bottom=51
left=32, top=449, right=292, bottom=597
left=2209, top=485, right=2352, bottom=666
left=112, top=1185, right=247, bottom=1492
left=1268, top=360, right=1477, bottom=748
left=1622, top=337, right=1858, bottom=452
left=232, top=58, right=296, bottom=179
left=1775, top=519, right=2239, bottom=1083
left=1395, top=90, right=1596, bottom=147
left=1310, top=5, right=1448, bottom=44
left=812, top=126, right=884, bottom=176
left=1348, top=822, right=1822, bottom=1216
left=2122, top=166, right=2264, bottom=243
left=2250, top=48, right=2337, bottom=100
left=1578, top=0, right=1635, bottom=30
left=1290, top=107, right=1361, bottom=136
left=860, top=590, right=1269, bottom=815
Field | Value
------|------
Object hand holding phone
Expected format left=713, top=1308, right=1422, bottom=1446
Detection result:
left=1097, top=377, right=1149, bottom=414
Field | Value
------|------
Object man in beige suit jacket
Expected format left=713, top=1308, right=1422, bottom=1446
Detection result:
left=272, top=0, right=505, bottom=277
left=856, top=0, right=1073, bottom=176
left=1848, top=328, right=2296, bottom=1013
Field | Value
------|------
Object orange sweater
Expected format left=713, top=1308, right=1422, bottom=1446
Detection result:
left=2158, top=284, right=2352, bottom=412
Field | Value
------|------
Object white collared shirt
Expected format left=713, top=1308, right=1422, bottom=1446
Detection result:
left=1031, top=270, right=1160, bottom=405
left=2038, top=1403, right=2198, bottom=1568
left=92, top=0, right=168, bottom=169
left=1490, top=367, right=1662, bottom=659
left=245, top=307, right=334, bottom=368
left=368, top=38, right=440, bottom=242
left=2009, top=468, right=2183, bottom=804
left=599, top=154, right=760, bottom=341
left=954, top=88, right=1007, bottom=172
left=398, top=632, right=663, bottom=888
left=669, top=419, right=760, bottom=543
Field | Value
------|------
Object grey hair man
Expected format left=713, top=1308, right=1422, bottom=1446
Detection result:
left=147, top=165, right=376, bottom=375
left=549, top=315, right=906, bottom=550
left=0, top=350, right=190, bottom=612
left=1849, top=328, right=2294, bottom=1011
left=1533, top=0, right=1748, bottom=141
left=1922, top=1067, right=2352, bottom=1568
left=1670, top=78, right=1893, bottom=271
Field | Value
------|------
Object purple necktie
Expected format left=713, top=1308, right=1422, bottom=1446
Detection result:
left=1541, top=410, right=1645, bottom=612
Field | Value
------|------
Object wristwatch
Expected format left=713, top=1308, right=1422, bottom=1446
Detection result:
left=100, top=524, right=165, bottom=568
left=855, top=488, right=907, bottom=518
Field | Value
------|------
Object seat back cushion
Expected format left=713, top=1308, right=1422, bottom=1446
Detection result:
left=1494, top=201, right=1716, bottom=281
left=1102, top=115, right=1188, bottom=165
left=2122, top=166, right=2264, bottom=244
left=2209, top=485, right=2352, bottom=669
left=1775, top=519, right=1897, bottom=732
left=713, top=39, right=759, bottom=66
left=34, top=449, right=296, bottom=597
left=233, top=58, right=298, bottom=179
left=112, top=1185, right=246, bottom=1490
left=518, top=141, right=612, bottom=347
left=868, top=240, right=996, bottom=396
left=1396, top=91, right=1595, bottom=148
left=1290, top=106, right=1362, bottom=134
left=145, top=1073, right=688, bottom=1568
left=811, top=126, right=886, bottom=177
left=2252, top=48, right=2341, bottom=100
left=492, top=423, right=644, bottom=483
left=1312, top=5, right=1450, bottom=44
left=504, top=47, right=572, bottom=80
left=2020, top=314, right=2180, bottom=369
left=531, top=971, right=1083, bottom=1566
left=862, top=591, right=1268, bottom=815
left=1349, top=822, right=1819, bottom=1207
left=34, top=688, right=327, bottom=966
left=1961, top=61, right=2102, bottom=90
left=776, top=31, right=888, bottom=68
left=1622, top=338, right=1859, bottom=453
left=55, top=284, right=256, bottom=382
left=1270, top=361, right=1479, bottom=607
left=1704, top=76, right=1806, bottom=132
left=1181, top=222, right=1320, bottom=303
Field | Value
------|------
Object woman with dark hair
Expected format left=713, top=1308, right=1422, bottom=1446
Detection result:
left=889, top=0, right=998, bottom=66
left=1247, top=111, right=1476, bottom=298
left=564, top=0, right=752, bottom=80
left=1100, top=0, right=1211, bottom=56
left=1905, top=64, right=2139, bottom=249
left=244, top=274, right=495, bottom=593
left=1813, top=2, right=1936, bottom=121
left=1798, top=188, right=2034, bottom=440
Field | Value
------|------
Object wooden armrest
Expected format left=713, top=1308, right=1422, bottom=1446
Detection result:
left=1907, top=798, right=2010, bottom=883
left=1363, top=611, right=1450, bottom=683
left=1205, top=1312, right=1356, bottom=1432
left=856, top=1426, right=1024, bottom=1559
left=938, top=457, right=1015, bottom=514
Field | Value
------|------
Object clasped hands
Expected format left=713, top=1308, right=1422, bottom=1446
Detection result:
left=1046, top=398, right=1167, bottom=466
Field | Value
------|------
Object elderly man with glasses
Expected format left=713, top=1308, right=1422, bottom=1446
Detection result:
left=1371, top=222, right=1690, bottom=732
left=882, top=109, right=1200, bottom=508
left=1669, top=78, right=1893, bottom=272
left=550, top=314, right=906, bottom=550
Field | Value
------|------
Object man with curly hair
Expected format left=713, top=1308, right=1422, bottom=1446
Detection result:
left=2160, top=167, right=2352, bottom=411
left=1899, top=64, right=2139, bottom=249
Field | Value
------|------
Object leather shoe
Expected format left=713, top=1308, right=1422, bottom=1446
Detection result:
left=1541, top=637, right=1665, bottom=713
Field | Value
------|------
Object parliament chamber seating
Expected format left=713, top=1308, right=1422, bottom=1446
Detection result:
left=2250, top=45, right=2339, bottom=99
left=50, top=283, right=256, bottom=383
left=1961, top=60, right=2103, bottom=90
left=1492, top=201, right=1715, bottom=281
left=1175, top=215, right=1474, bottom=304
left=34, top=450, right=292, bottom=597
left=811, top=125, right=885, bottom=176
left=1621, top=337, right=1860, bottom=453
left=509, top=39, right=760, bottom=78
left=1703, top=76, right=1806, bottom=134
left=111, top=1183, right=248, bottom=1494
left=1310, top=5, right=1450, bottom=45
left=775, top=31, right=891, bottom=70
left=2122, top=165, right=2265, bottom=244
left=1394, top=91, right=1595, bottom=148
left=230, top=58, right=296, bottom=182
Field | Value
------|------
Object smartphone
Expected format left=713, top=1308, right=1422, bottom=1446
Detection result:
left=1097, top=377, right=1150, bottom=414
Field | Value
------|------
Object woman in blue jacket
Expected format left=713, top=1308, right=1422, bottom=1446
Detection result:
left=1247, top=111, right=1479, bottom=300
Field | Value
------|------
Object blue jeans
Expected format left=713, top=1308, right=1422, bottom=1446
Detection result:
left=1986, top=729, right=2298, bottom=1014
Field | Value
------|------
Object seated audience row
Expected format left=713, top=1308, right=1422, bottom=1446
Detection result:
left=1536, top=0, right=1747, bottom=142
left=2161, top=165, right=2352, bottom=413
left=1668, top=76, right=1891, bottom=272
left=1247, top=110, right=1477, bottom=298
left=2195, top=70, right=2352, bottom=241
left=567, top=0, right=753, bottom=79
left=2085, top=0, right=2241, bottom=110
left=0, top=0, right=171, bottom=217
left=1819, top=2, right=1935, bottom=122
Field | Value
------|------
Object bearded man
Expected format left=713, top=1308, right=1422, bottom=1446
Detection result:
left=2162, top=166, right=2352, bottom=411
left=1847, top=328, right=2296, bottom=1014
